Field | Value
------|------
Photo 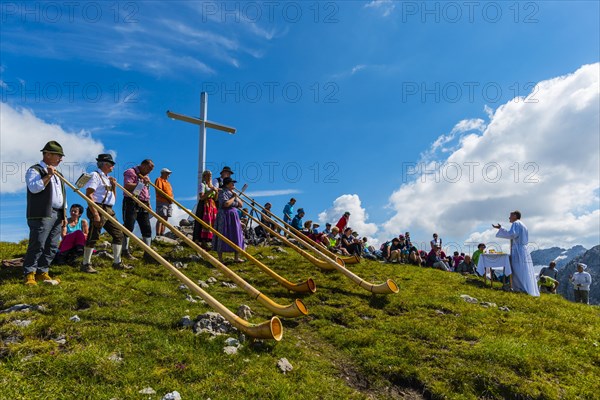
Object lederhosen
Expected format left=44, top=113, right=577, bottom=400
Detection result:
left=86, top=171, right=123, bottom=246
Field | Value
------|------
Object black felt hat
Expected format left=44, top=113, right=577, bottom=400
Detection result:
left=96, top=154, right=115, bottom=165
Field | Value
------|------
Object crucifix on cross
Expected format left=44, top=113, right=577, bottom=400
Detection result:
left=166, top=92, right=237, bottom=201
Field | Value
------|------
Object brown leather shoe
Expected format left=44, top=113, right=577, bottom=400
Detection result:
left=80, top=264, right=98, bottom=274
left=122, top=252, right=138, bottom=260
left=113, top=262, right=133, bottom=270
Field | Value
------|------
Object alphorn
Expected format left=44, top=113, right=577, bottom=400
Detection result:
left=115, top=182, right=308, bottom=318
left=241, top=209, right=399, bottom=295
left=57, top=173, right=283, bottom=340
left=241, top=208, right=343, bottom=271
left=236, top=190, right=360, bottom=265
left=147, top=180, right=316, bottom=294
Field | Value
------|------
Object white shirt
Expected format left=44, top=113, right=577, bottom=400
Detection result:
left=25, top=160, right=64, bottom=209
left=85, top=169, right=116, bottom=206
left=571, top=271, right=592, bottom=291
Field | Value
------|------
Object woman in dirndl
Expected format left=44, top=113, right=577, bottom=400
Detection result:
left=193, top=170, right=218, bottom=249
left=212, top=177, right=245, bottom=262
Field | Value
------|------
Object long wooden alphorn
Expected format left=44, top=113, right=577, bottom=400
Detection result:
left=116, top=182, right=308, bottom=318
left=57, top=173, right=283, bottom=340
left=147, top=180, right=316, bottom=294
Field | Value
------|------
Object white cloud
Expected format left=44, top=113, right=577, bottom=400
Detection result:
left=364, top=0, right=396, bottom=17
left=1, top=3, right=277, bottom=78
left=318, top=194, right=378, bottom=239
left=351, top=64, right=366, bottom=75
left=0, top=103, right=109, bottom=193
left=381, top=63, right=600, bottom=250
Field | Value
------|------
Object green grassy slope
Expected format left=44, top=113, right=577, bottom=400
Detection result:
left=1, top=239, right=599, bottom=400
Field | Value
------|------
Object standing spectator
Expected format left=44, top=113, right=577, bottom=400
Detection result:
left=404, top=232, right=413, bottom=249
left=430, top=233, right=442, bottom=250
left=122, top=159, right=154, bottom=261
left=493, top=210, right=539, bottom=297
left=255, top=202, right=275, bottom=239
left=472, top=243, right=486, bottom=266
left=569, top=263, right=592, bottom=304
left=23, top=141, right=67, bottom=285
left=154, top=168, right=173, bottom=237
left=456, top=255, right=476, bottom=274
left=193, top=170, right=218, bottom=248
left=55, top=204, right=88, bottom=264
left=81, top=154, right=130, bottom=273
left=336, top=211, right=351, bottom=233
left=283, top=198, right=296, bottom=224
left=539, top=261, right=559, bottom=280
left=261, top=202, right=276, bottom=230
left=214, top=166, right=234, bottom=189
left=291, top=208, right=305, bottom=230
left=398, top=235, right=410, bottom=263
left=212, top=177, right=245, bottom=263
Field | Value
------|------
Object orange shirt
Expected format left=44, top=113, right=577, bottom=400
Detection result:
left=154, top=177, right=173, bottom=203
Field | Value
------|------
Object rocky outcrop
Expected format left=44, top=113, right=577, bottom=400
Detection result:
left=531, top=245, right=587, bottom=269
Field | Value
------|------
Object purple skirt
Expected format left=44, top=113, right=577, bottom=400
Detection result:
left=212, top=207, right=245, bottom=253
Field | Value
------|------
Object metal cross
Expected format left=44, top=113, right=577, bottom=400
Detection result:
left=166, top=92, right=236, bottom=200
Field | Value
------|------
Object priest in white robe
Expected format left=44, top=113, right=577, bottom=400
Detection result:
left=493, top=210, right=540, bottom=297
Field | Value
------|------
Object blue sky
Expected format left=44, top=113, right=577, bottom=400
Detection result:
left=1, top=1, right=599, bottom=252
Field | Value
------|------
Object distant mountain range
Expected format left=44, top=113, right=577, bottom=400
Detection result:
left=557, top=245, right=599, bottom=306
left=530, top=245, right=587, bottom=269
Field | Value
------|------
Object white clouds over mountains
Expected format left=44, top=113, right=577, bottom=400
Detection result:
left=322, top=63, right=600, bottom=250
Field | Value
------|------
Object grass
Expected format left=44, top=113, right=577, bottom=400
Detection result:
left=1, top=238, right=599, bottom=399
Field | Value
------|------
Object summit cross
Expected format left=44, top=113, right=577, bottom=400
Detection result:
left=166, top=92, right=236, bottom=200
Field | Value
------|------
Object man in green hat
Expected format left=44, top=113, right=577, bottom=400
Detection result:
left=23, top=140, right=67, bottom=285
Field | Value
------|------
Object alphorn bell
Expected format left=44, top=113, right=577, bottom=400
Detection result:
left=239, top=208, right=399, bottom=295
left=57, top=172, right=282, bottom=340
left=115, top=182, right=308, bottom=318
